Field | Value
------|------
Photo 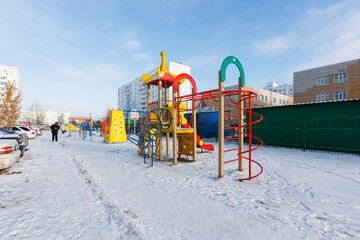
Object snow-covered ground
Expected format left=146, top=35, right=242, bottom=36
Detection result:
left=0, top=132, right=359, bottom=239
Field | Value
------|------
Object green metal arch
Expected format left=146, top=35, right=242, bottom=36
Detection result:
left=220, top=56, right=245, bottom=87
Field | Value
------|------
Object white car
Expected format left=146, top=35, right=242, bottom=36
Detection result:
left=0, top=128, right=28, bottom=147
left=11, top=126, right=36, bottom=139
left=0, top=139, right=21, bottom=170
left=18, top=125, right=42, bottom=136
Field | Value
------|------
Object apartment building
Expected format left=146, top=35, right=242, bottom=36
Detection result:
left=20, top=110, right=61, bottom=125
left=200, top=84, right=294, bottom=112
left=0, top=65, right=21, bottom=104
left=293, top=59, right=360, bottom=103
left=265, top=82, right=293, bottom=97
left=118, top=61, right=192, bottom=114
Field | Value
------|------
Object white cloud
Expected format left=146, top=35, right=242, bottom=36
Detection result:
left=132, top=52, right=152, bottom=61
left=249, top=0, right=360, bottom=69
left=250, top=34, right=294, bottom=56
left=107, top=50, right=118, bottom=57
left=125, top=40, right=140, bottom=50
left=56, top=67, right=83, bottom=77
left=291, top=0, right=360, bottom=71
left=184, top=52, right=222, bottom=69
left=55, top=63, right=131, bottom=83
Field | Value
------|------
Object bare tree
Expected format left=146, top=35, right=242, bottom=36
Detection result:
left=31, top=99, right=45, bottom=126
left=35, top=112, right=45, bottom=126
left=0, top=81, right=22, bottom=129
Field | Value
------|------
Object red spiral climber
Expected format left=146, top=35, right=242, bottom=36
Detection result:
left=222, top=90, right=263, bottom=181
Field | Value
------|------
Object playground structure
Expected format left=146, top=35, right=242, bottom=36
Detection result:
left=122, top=109, right=146, bottom=134
left=65, top=124, right=79, bottom=132
left=128, top=51, right=263, bottom=181
left=80, top=122, right=92, bottom=140
left=128, top=108, right=172, bottom=166
left=68, top=116, right=93, bottom=139
left=128, top=51, right=215, bottom=166
left=103, top=109, right=127, bottom=144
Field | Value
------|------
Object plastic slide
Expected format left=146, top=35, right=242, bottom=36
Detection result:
left=183, top=122, right=214, bottom=151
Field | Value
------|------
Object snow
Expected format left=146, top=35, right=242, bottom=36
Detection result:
left=0, top=132, right=359, bottom=239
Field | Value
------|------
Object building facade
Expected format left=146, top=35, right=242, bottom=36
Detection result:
left=265, top=82, right=293, bottom=97
left=0, top=65, right=21, bottom=104
left=200, top=84, right=294, bottom=113
left=20, top=110, right=65, bottom=125
left=118, top=61, right=192, bottom=112
left=293, top=59, right=360, bottom=103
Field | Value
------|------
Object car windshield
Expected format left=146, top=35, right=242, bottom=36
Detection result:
left=20, top=127, right=30, bottom=131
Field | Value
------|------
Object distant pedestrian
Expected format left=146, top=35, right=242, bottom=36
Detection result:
left=60, top=124, right=66, bottom=134
left=50, top=122, right=60, bottom=141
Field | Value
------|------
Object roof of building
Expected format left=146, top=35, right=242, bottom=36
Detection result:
left=253, top=98, right=359, bottom=109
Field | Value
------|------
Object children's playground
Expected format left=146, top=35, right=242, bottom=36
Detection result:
left=89, top=51, right=265, bottom=181
left=5, top=52, right=360, bottom=239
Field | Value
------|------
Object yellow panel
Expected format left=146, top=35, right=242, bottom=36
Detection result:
left=65, top=124, right=79, bottom=131
left=178, top=135, right=194, bottom=156
left=161, top=102, right=189, bottom=133
left=103, top=110, right=127, bottom=143
left=176, top=128, right=194, bottom=134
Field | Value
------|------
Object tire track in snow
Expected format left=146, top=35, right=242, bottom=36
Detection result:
left=72, top=155, right=144, bottom=240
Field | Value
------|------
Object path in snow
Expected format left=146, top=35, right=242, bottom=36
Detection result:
left=0, top=132, right=359, bottom=239
left=0, top=133, right=141, bottom=239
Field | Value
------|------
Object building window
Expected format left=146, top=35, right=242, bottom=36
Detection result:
left=260, top=95, right=264, bottom=101
left=334, top=90, right=347, bottom=101
left=273, top=98, right=276, bottom=103
left=316, top=92, right=329, bottom=102
left=265, top=96, right=268, bottom=102
left=254, top=104, right=258, bottom=107
left=210, top=106, right=215, bottom=111
left=316, top=76, right=328, bottom=86
left=334, top=72, right=347, bottom=83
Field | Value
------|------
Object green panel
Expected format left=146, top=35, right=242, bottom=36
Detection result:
left=247, top=100, right=360, bottom=154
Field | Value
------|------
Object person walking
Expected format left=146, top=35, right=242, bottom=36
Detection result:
left=50, top=122, right=60, bottom=141
left=60, top=124, right=66, bottom=134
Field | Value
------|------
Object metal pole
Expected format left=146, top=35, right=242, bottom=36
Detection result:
left=158, top=80, right=163, bottom=160
left=165, top=88, right=170, bottom=155
left=218, top=71, right=224, bottom=178
left=239, top=77, right=244, bottom=171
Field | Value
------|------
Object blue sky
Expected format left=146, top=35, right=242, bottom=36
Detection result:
left=1, top=0, right=360, bottom=118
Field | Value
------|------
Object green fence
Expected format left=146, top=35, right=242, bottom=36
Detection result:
left=250, top=100, right=360, bottom=154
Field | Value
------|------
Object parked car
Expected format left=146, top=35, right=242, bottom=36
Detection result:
left=41, top=125, right=51, bottom=130
left=0, top=139, right=21, bottom=170
left=0, top=133, right=26, bottom=156
left=11, top=126, right=36, bottom=139
left=0, top=128, right=29, bottom=147
left=20, top=124, right=42, bottom=136
left=32, top=127, right=42, bottom=136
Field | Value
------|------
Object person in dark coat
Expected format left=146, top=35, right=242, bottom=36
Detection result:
left=50, top=122, right=60, bottom=141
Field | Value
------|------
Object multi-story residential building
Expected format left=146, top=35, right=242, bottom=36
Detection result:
left=265, top=82, right=293, bottom=97
left=200, top=84, right=294, bottom=112
left=20, top=110, right=65, bottom=125
left=0, top=65, right=21, bottom=104
left=58, top=112, right=71, bottom=124
left=118, top=61, right=192, bottom=113
left=293, top=59, right=360, bottom=103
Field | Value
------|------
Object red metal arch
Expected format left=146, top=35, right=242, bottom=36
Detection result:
left=173, top=73, right=197, bottom=94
